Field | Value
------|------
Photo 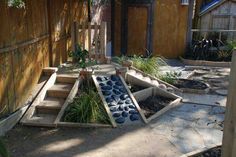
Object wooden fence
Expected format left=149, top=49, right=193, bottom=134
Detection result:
left=0, top=0, right=87, bottom=118
left=71, top=22, right=107, bottom=63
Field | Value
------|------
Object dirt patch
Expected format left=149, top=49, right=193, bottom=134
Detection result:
left=172, top=79, right=209, bottom=90
left=139, top=96, right=174, bottom=118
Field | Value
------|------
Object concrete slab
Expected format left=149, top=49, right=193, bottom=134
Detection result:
left=182, top=93, right=227, bottom=106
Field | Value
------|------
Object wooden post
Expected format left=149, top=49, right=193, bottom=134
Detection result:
left=222, top=49, right=236, bottom=157
left=46, top=0, right=53, bottom=66
left=100, top=22, right=107, bottom=63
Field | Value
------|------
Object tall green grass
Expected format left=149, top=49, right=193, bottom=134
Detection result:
left=130, top=56, right=160, bottom=77
left=0, top=139, right=9, bottom=157
left=63, top=80, right=110, bottom=124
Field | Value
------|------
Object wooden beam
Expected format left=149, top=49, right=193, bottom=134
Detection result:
left=222, top=50, right=236, bottom=157
left=0, top=34, right=49, bottom=54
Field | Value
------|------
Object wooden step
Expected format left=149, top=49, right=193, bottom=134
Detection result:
left=36, top=97, right=64, bottom=114
left=43, top=67, right=58, bottom=76
left=47, top=83, right=73, bottom=98
left=22, top=114, right=57, bottom=127
left=56, top=75, right=77, bottom=84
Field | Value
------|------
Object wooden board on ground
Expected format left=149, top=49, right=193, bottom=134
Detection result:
left=92, top=75, right=117, bottom=127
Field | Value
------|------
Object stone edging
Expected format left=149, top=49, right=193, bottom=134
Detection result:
left=180, top=57, right=231, bottom=67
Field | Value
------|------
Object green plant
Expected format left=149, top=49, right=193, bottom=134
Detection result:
left=131, top=56, right=160, bottom=77
left=159, top=71, right=181, bottom=84
left=8, top=0, right=25, bottom=8
left=63, top=80, right=110, bottom=124
left=69, top=44, right=89, bottom=68
left=0, top=138, right=9, bottom=157
left=111, top=56, right=127, bottom=64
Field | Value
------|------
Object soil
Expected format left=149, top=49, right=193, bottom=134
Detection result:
left=139, top=96, right=174, bottom=118
left=193, top=146, right=221, bottom=157
left=172, top=79, right=208, bottom=90
left=127, top=84, right=147, bottom=93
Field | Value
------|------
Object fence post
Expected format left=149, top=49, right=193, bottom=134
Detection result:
left=222, top=49, right=236, bottom=157
left=101, top=22, right=107, bottom=57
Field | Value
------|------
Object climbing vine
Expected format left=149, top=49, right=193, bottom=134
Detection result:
left=7, top=0, right=25, bottom=8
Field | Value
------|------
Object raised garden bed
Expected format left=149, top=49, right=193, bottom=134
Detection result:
left=56, top=76, right=112, bottom=128
left=126, top=66, right=182, bottom=94
left=92, top=74, right=147, bottom=126
left=172, top=79, right=210, bottom=94
left=133, top=87, right=182, bottom=122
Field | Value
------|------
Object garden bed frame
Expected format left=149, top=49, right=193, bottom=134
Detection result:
left=55, top=75, right=113, bottom=128
left=180, top=57, right=231, bottom=67
left=92, top=74, right=148, bottom=126
left=128, top=66, right=182, bottom=93
left=133, top=87, right=182, bottom=123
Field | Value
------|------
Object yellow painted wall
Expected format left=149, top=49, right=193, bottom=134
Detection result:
left=114, top=0, right=189, bottom=58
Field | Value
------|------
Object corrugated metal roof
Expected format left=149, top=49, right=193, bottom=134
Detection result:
left=199, top=0, right=225, bottom=16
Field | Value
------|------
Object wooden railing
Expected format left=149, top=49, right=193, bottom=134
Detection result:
left=71, top=22, right=107, bottom=63
left=191, top=29, right=236, bottom=41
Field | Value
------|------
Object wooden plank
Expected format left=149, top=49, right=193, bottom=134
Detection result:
left=71, top=22, right=76, bottom=52
left=88, top=22, right=92, bottom=56
left=82, top=22, right=86, bottom=50
left=0, top=34, right=49, bottom=53
left=57, top=121, right=112, bottom=128
left=119, top=75, right=148, bottom=124
left=222, top=50, right=236, bottom=157
left=92, top=75, right=117, bottom=127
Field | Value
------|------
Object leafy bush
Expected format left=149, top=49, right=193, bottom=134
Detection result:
left=185, top=39, right=234, bottom=61
left=63, top=80, right=110, bottom=124
left=8, top=0, right=25, bottom=8
left=69, top=44, right=89, bottom=68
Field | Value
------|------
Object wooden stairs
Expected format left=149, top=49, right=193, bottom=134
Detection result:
left=21, top=68, right=78, bottom=127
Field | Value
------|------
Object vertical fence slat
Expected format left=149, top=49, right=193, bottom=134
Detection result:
left=71, top=22, right=76, bottom=52
left=76, top=22, right=79, bottom=49
left=94, top=22, right=98, bottom=62
left=82, top=22, right=85, bottom=50
left=88, top=22, right=91, bottom=58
